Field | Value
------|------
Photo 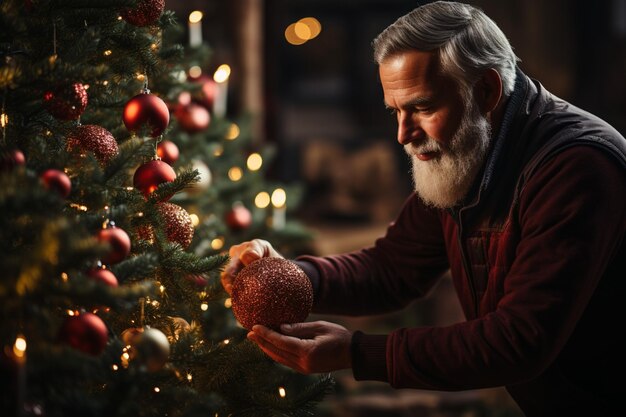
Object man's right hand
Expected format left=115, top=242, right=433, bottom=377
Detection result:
left=220, top=239, right=283, bottom=295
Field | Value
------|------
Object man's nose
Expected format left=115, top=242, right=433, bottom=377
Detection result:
left=397, top=114, right=423, bottom=146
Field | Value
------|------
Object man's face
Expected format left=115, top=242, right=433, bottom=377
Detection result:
left=379, top=50, right=492, bottom=209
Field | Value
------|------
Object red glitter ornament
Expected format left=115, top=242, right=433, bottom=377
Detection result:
left=174, top=102, right=211, bottom=133
left=187, top=74, right=217, bottom=110
left=97, top=226, right=131, bottom=265
left=121, top=0, right=165, bottom=27
left=58, top=312, right=108, bottom=356
left=156, top=140, right=179, bottom=165
left=137, top=202, right=194, bottom=248
left=231, top=258, right=313, bottom=330
left=87, top=268, right=119, bottom=287
left=43, top=83, right=88, bottom=121
left=66, top=124, right=119, bottom=166
left=123, top=93, right=170, bottom=137
left=133, top=159, right=176, bottom=199
left=225, top=203, right=252, bottom=231
left=41, top=169, right=71, bottom=198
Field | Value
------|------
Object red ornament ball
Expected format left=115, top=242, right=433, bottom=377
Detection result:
left=87, top=268, right=119, bottom=287
left=137, top=203, right=194, bottom=248
left=97, top=226, right=131, bottom=265
left=43, top=83, right=88, bottom=121
left=232, top=258, right=313, bottom=330
left=41, top=169, right=71, bottom=198
left=58, top=312, right=108, bottom=356
left=174, top=102, right=211, bottom=133
left=133, top=160, right=176, bottom=199
left=187, top=74, right=217, bottom=110
left=225, top=203, right=252, bottom=231
left=120, top=0, right=164, bottom=27
left=0, top=149, right=26, bottom=172
left=156, top=140, right=179, bottom=165
left=123, top=93, right=170, bottom=137
left=66, top=124, right=119, bottom=166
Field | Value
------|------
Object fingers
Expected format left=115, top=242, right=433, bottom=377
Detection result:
left=220, top=239, right=279, bottom=295
left=247, top=327, right=307, bottom=373
left=280, top=322, right=326, bottom=339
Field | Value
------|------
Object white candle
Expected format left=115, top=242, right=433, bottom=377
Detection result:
left=188, top=11, right=203, bottom=47
left=271, top=188, right=287, bottom=230
left=213, top=64, right=231, bottom=118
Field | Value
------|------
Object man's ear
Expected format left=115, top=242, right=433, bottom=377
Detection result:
left=474, top=68, right=502, bottom=114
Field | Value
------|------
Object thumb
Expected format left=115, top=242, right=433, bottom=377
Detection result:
left=280, top=322, right=318, bottom=338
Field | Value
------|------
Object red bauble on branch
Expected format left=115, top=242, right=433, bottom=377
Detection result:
left=66, top=124, right=119, bottom=166
left=174, top=102, right=210, bottom=133
left=187, top=74, right=217, bottom=110
left=97, top=225, right=131, bottom=265
left=121, top=0, right=165, bottom=27
left=225, top=202, right=252, bottom=231
left=156, top=140, right=179, bottom=165
left=87, top=268, right=119, bottom=287
left=133, top=160, right=176, bottom=199
left=43, top=83, right=88, bottom=121
left=41, top=169, right=71, bottom=198
left=137, top=202, right=194, bottom=248
left=231, top=258, right=313, bottom=330
left=0, top=149, right=25, bottom=172
left=58, top=312, right=109, bottom=356
left=123, top=93, right=170, bottom=137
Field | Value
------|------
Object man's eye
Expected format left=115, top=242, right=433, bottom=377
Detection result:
left=387, top=108, right=397, bottom=115
left=416, top=107, right=432, bottom=113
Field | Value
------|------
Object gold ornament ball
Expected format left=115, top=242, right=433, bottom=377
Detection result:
left=127, top=327, right=170, bottom=372
left=232, top=258, right=313, bottom=330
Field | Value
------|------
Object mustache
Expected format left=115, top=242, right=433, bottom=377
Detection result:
left=404, top=138, right=443, bottom=155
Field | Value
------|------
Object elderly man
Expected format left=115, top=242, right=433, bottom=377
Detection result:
left=221, top=2, right=626, bottom=415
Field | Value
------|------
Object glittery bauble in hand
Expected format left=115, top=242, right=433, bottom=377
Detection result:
left=232, top=258, right=313, bottom=330
left=97, top=226, right=131, bottom=265
left=120, top=0, right=165, bottom=27
left=43, top=83, right=88, bottom=120
left=156, top=140, right=179, bottom=165
left=66, top=124, right=119, bottom=166
left=133, top=160, right=176, bottom=199
left=174, top=102, right=211, bottom=133
left=138, top=202, right=194, bottom=248
left=58, top=312, right=108, bottom=356
left=123, top=93, right=170, bottom=137
left=41, top=169, right=71, bottom=198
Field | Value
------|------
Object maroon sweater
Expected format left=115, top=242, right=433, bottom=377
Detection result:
left=297, top=72, right=626, bottom=416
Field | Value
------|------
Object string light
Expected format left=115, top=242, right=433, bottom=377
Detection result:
left=200, top=302, right=209, bottom=311
left=225, top=123, right=240, bottom=140
left=224, top=298, right=232, bottom=308
left=228, top=166, right=243, bottom=181
left=246, top=153, right=263, bottom=171
left=211, top=237, right=225, bottom=250
left=61, top=272, right=69, bottom=282
left=159, top=285, right=165, bottom=294
left=278, top=387, right=287, bottom=398
left=13, top=335, right=26, bottom=359
left=188, top=66, right=202, bottom=78
left=103, top=50, right=112, bottom=56
left=112, top=364, right=119, bottom=371
left=213, top=145, right=224, bottom=157
left=186, top=373, right=193, bottom=382
left=154, top=387, right=160, bottom=393
left=222, top=339, right=230, bottom=345
left=255, top=191, right=271, bottom=209
left=271, top=188, right=287, bottom=208
left=213, top=64, right=231, bottom=83
left=0, top=113, right=8, bottom=128
left=190, top=213, right=200, bottom=227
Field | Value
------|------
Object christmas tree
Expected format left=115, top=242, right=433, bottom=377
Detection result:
left=0, top=1, right=331, bottom=416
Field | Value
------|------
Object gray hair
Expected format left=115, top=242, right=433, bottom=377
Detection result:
left=373, top=1, right=519, bottom=97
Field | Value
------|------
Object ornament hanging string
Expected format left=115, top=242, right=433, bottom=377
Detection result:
left=53, top=21, right=57, bottom=57
left=139, top=297, right=146, bottom=327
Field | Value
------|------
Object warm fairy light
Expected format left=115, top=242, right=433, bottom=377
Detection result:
left=117, top=16, right=123, bottom=20
left=186, top=373, right=193, bottom=382
left=102, top=80, right=109, bottom=86
left=13, top=335, right=26, bottom=358
left=213, top=145, right=224, bottom=156
left=271, top=188, right=287, bottom=208
left=278, top=387, right=287, bottom=398
left=225, top=123, right=240, bottom=140
left=190, top=213, right=200, bottom=227
left=255, top=191, right=271, bottom=209
left=200, top=302, right=209, bottom=311
left=285, top=23, right=306, bottom=45
left=103, top=50, right=112, bottom=56
left=228, top=166, right=243, bottom=181
left=61, top=272, right=69, bottom=282
left=294, top=21, right=312, bottom=40
left=211, top=237, right=224, bottom=250
left=213, top=64, right=231, bottom=83
left=151, top=300, right=160, bottom=308
left=154, top=387, right=160, bottom=393
left=150, top=43, right=158, bottom=51
left=122, top=352, right=130, bottom=360
left=136, top=73, right=145, bottom=81
left=112, top=364, right=119, bottom=371
left=67, top=310, right=76, bottom=316
left=222, top=339, right=230, bottom=345
left=70, top=203, right=88, bottom=211
left=224, top=298, right=232, bottom=308
left=0, top=113, right=8, bottom=127
left=188, top=66, right=202, bottom=78
left=189, top=10, right=203, bottom=23
left=49, top=54, right=57, bottom=65
left=246, top=153, right=263, bottom=171
left=299, top=17, right=322, bottom=39
left=159, top=285, right=165, bottom=294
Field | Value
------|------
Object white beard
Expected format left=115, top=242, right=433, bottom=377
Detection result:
left=406, top=100, right=492, bottom=209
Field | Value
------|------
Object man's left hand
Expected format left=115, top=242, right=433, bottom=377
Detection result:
left=247, top=320, right=352, bottom=374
